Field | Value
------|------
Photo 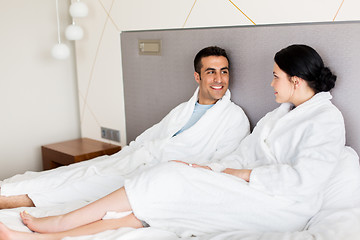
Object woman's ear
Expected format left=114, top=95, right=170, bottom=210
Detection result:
left=292, top=76, right=301, bottom=88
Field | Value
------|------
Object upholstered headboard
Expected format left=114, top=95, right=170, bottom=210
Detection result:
left=121, top=21, right=360, bottom=155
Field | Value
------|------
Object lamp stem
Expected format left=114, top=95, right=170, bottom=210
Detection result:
left=55, top=0, right=61, bottom=44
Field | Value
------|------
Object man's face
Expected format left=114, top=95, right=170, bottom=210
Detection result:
left=194, top=56, right=229, bottom=105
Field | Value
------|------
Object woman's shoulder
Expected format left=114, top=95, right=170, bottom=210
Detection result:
left=310, top=97, right=344, bottom=123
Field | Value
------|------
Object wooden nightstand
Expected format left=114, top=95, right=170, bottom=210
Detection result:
left=41, top=138, right=122, bottom=170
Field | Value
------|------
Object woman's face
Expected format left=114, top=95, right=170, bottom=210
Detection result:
left=271, top=63, right=295, bottom=104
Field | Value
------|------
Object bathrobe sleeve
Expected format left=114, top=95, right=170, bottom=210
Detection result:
left=207, top=149, right=245, bottom=172
left=249, top=107, right=346, bottom=199
left=207, top=109, right=277, bottom=172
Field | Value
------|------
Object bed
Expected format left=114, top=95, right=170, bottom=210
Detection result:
left=1, top=21, right=360, bottom=239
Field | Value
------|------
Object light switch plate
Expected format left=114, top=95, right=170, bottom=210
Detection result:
left=139, top=39, right=161, bottom=55
left=101, top=127, right=120, bottom=142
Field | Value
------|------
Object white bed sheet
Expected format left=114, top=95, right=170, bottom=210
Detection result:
left=1, top=203, right=359, bottom=240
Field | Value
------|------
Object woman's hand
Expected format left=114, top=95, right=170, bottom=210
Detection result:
left=222, top=168, right=252, bottom=182
left=170, top=160, right=211, bottom=170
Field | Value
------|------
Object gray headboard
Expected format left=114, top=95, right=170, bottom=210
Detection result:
left=121, top=21, right=360, bottom=155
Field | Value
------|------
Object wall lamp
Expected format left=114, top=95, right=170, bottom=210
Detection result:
left=51, top=0, right=88, bottom=60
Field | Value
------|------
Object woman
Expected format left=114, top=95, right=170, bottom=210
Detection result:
left=0, top=44, right=345, bottom=239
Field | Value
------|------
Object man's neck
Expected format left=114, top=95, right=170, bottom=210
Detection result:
left=197, top=99, right=218, bottom=105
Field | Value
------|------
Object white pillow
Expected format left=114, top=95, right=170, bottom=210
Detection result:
left=321, top=146, right=360, bottom=209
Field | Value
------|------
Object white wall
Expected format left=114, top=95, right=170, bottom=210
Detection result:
left=74, top=0, right=127, bottom=147
left=76, top=0, right=359, bottom=147
left=0, top=0, right=80, bottom=179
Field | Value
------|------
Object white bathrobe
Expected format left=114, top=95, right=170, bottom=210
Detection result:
left=124, top=92, right=346, bottom=237
left=0, top=88, right=249, bottom=206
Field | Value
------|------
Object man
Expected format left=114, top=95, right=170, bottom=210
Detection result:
left=0, top=46, right=250, bottom=209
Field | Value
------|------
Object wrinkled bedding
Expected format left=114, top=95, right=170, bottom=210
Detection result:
left=0, top=147, right=360, bottom=239
left=0, top=203, right=359, bottom=240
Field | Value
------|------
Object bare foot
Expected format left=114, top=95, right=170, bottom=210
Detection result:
left=0, top=222, right=34, bottom=240
left=20, top=211, right=64, bottom=233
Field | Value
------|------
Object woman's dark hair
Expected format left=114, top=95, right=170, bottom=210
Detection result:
left=194, top=46, right=229, bottom=74
left=274, top=44, right=336, bottom=93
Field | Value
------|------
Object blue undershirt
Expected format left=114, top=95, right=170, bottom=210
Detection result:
left=173, top=102, right=214, bottom=136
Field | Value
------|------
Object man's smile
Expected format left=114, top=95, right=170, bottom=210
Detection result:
left=211, top=85, right=223, bottom=90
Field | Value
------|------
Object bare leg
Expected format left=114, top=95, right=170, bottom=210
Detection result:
left=0, top=195, right=34, bottom=209
left=1, top=215, right=142, bottom=240
left=21, top=187, right=134, bottom=233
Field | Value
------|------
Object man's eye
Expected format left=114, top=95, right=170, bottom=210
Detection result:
left=222, top=71, right=228, bottom=74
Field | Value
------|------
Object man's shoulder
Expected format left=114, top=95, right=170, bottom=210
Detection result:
left=226, top=101, right=247, bottom=115
left=216, top=100, right=250, bottom=128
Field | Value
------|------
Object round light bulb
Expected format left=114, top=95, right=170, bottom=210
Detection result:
left=51, top=43, right=70, bottom=60
left=65, top=24, right=84, bottom=40
left=69, top=2, right=88, bottom=18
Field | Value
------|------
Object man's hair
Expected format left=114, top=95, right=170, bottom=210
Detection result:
left=194, top=46, right=229, bottom=74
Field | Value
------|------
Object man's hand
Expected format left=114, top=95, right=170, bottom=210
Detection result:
left=171, top=160, right=211, bottom=170
left=222, top=168, right=252, bottom=182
